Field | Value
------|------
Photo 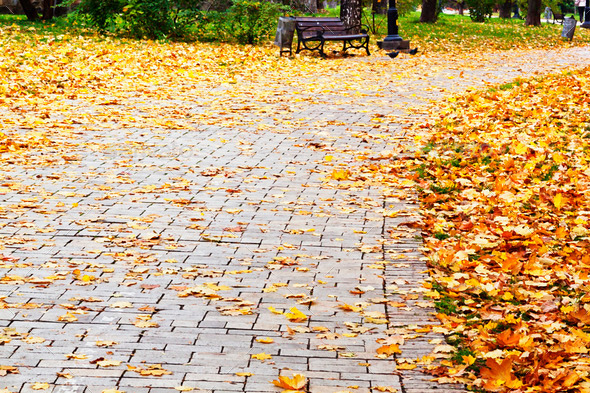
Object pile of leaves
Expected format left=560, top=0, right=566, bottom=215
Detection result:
left=412, top=67, right=590, bottom=391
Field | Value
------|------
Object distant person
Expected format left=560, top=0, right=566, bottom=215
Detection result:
left=576, top=0, right=586, bottom=22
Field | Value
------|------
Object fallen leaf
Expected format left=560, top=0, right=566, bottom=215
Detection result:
left=252, top=353, right=272, bottom=361
left=271, top=373, right=307, bottom=390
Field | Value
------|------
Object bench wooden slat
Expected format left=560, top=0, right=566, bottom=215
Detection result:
left=293, top=16, right=370, bottom=57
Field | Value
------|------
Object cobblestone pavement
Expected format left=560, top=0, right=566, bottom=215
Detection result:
left=1, top=46, right=590, bottom=393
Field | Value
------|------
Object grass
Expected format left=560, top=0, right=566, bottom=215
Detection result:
left=0, top=13, right=77, bottom=33
left=328, top=8, right=590, bottom=51
left=1, top=9, right=589, bottom=53
left=405, top=12, right=590, bottom=51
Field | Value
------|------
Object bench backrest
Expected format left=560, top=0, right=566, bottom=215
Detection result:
left=295, top=17, right=349, bottom=38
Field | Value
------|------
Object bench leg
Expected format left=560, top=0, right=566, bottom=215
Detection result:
left=318, top=39, right=326, bottom=58
left=363, top=37, right=370, bottom=56
left=342, top=39, right=370, bottom=56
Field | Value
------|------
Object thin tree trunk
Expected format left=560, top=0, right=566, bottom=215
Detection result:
left=420, top=0, right=438, bottom=22
left=499, top=0, right=512, bottom=18
left=42, top=0, right=53, bottom=20
left=525, top=0, right=542, bottom=25
left=341, top=0, right=362, bottom=31
left=19, top=0, right=39, bottom=20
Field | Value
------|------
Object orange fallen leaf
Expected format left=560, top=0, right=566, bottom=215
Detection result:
left=271, top=373, right=307, bottom=391
left=480, top=358, right=522, bottom=390
left=376, top=344, right=402, bottom=357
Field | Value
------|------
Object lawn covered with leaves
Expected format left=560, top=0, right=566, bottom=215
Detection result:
left=412, top=67, right=590, bottom=391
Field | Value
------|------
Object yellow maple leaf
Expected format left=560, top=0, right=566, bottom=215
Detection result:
left=96, top=360, right=122, bottom=367
left=252, top=353, right=272, bottom=361
left=396, top=363, right=417, bottom=370
left=513, top=142, right=528, bottom=155
left=553, top=193, right=565, bottom=210
left=31, top=382, right=50, bottom=390
left=330, top=169, right=350, bottom=181
left=284, top=307, right=308, bottom=322
left=373, top=387, right=397, bottom=392
left=96, top=340, right=118, bottom=347
left=57, top=312, right=77, bottom=322
left=23, top=336, right=45, bottom=344
left=256, top=337, right=274, bottom=344
left=268, top=306, right=283, bottom=314
left=462, top=355, right=476, bottom=366
left=65, top=353, right=88, bottom=360
left=364, top=317, right=388, bottom=324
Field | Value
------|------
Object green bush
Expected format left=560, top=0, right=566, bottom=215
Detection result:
left=122, top=0, right=172, bottom=39
left=465, top=0, right=495, bottom=21
left=71, top=0, right=125, bottom=32
left=69, top=0, right=202, bottom=39
left=224, top=0, right=287, bottom=45
left=68, top=0, right=285, bottom=43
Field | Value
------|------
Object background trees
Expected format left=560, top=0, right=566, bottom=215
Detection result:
left=18, top=0, right=66, bottom=20
left=12, top=0, right=574, bottom=42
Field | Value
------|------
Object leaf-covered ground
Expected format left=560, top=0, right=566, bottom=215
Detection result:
left=2, top=21, right=590, bottom=393
left=412, top=67, right=590, bottom=392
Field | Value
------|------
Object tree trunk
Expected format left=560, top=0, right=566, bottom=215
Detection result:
left=317, top=0, right=325, bottom=11
left=498, top=0, right=512, bottom=18
left=458, top=1, right=464, bottom=15
left=19, top=0, right=39, bottom=20
left=42, top=0, right=53, bottom=20
left=420, top=0, right=438, bottom=22
left=340, top=0, right=362, bottom=31
left=304, top=0, right=318, bottom=14
left=525, top=0, right=542, bottom=25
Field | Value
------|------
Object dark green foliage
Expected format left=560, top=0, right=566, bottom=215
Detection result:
left=74, top=0, right=125, bottom=31
left=122, top=0, right=174, bottom=39
left=224, top=0, right=287, bottom=44
left=465, top=0, right=495, bottom=22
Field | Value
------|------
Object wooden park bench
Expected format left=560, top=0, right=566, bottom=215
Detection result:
left=294, top=17, right=370, bottom=58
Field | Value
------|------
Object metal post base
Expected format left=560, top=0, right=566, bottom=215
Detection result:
left=378, top=40, right=411, bottom=51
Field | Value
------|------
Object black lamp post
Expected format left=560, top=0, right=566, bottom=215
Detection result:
left=582, top=5, right=590, bottom=28
left=383, top=0, right=402, bottom=42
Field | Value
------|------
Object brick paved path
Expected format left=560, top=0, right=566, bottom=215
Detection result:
left=1, top=46, right=590, bottom=393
